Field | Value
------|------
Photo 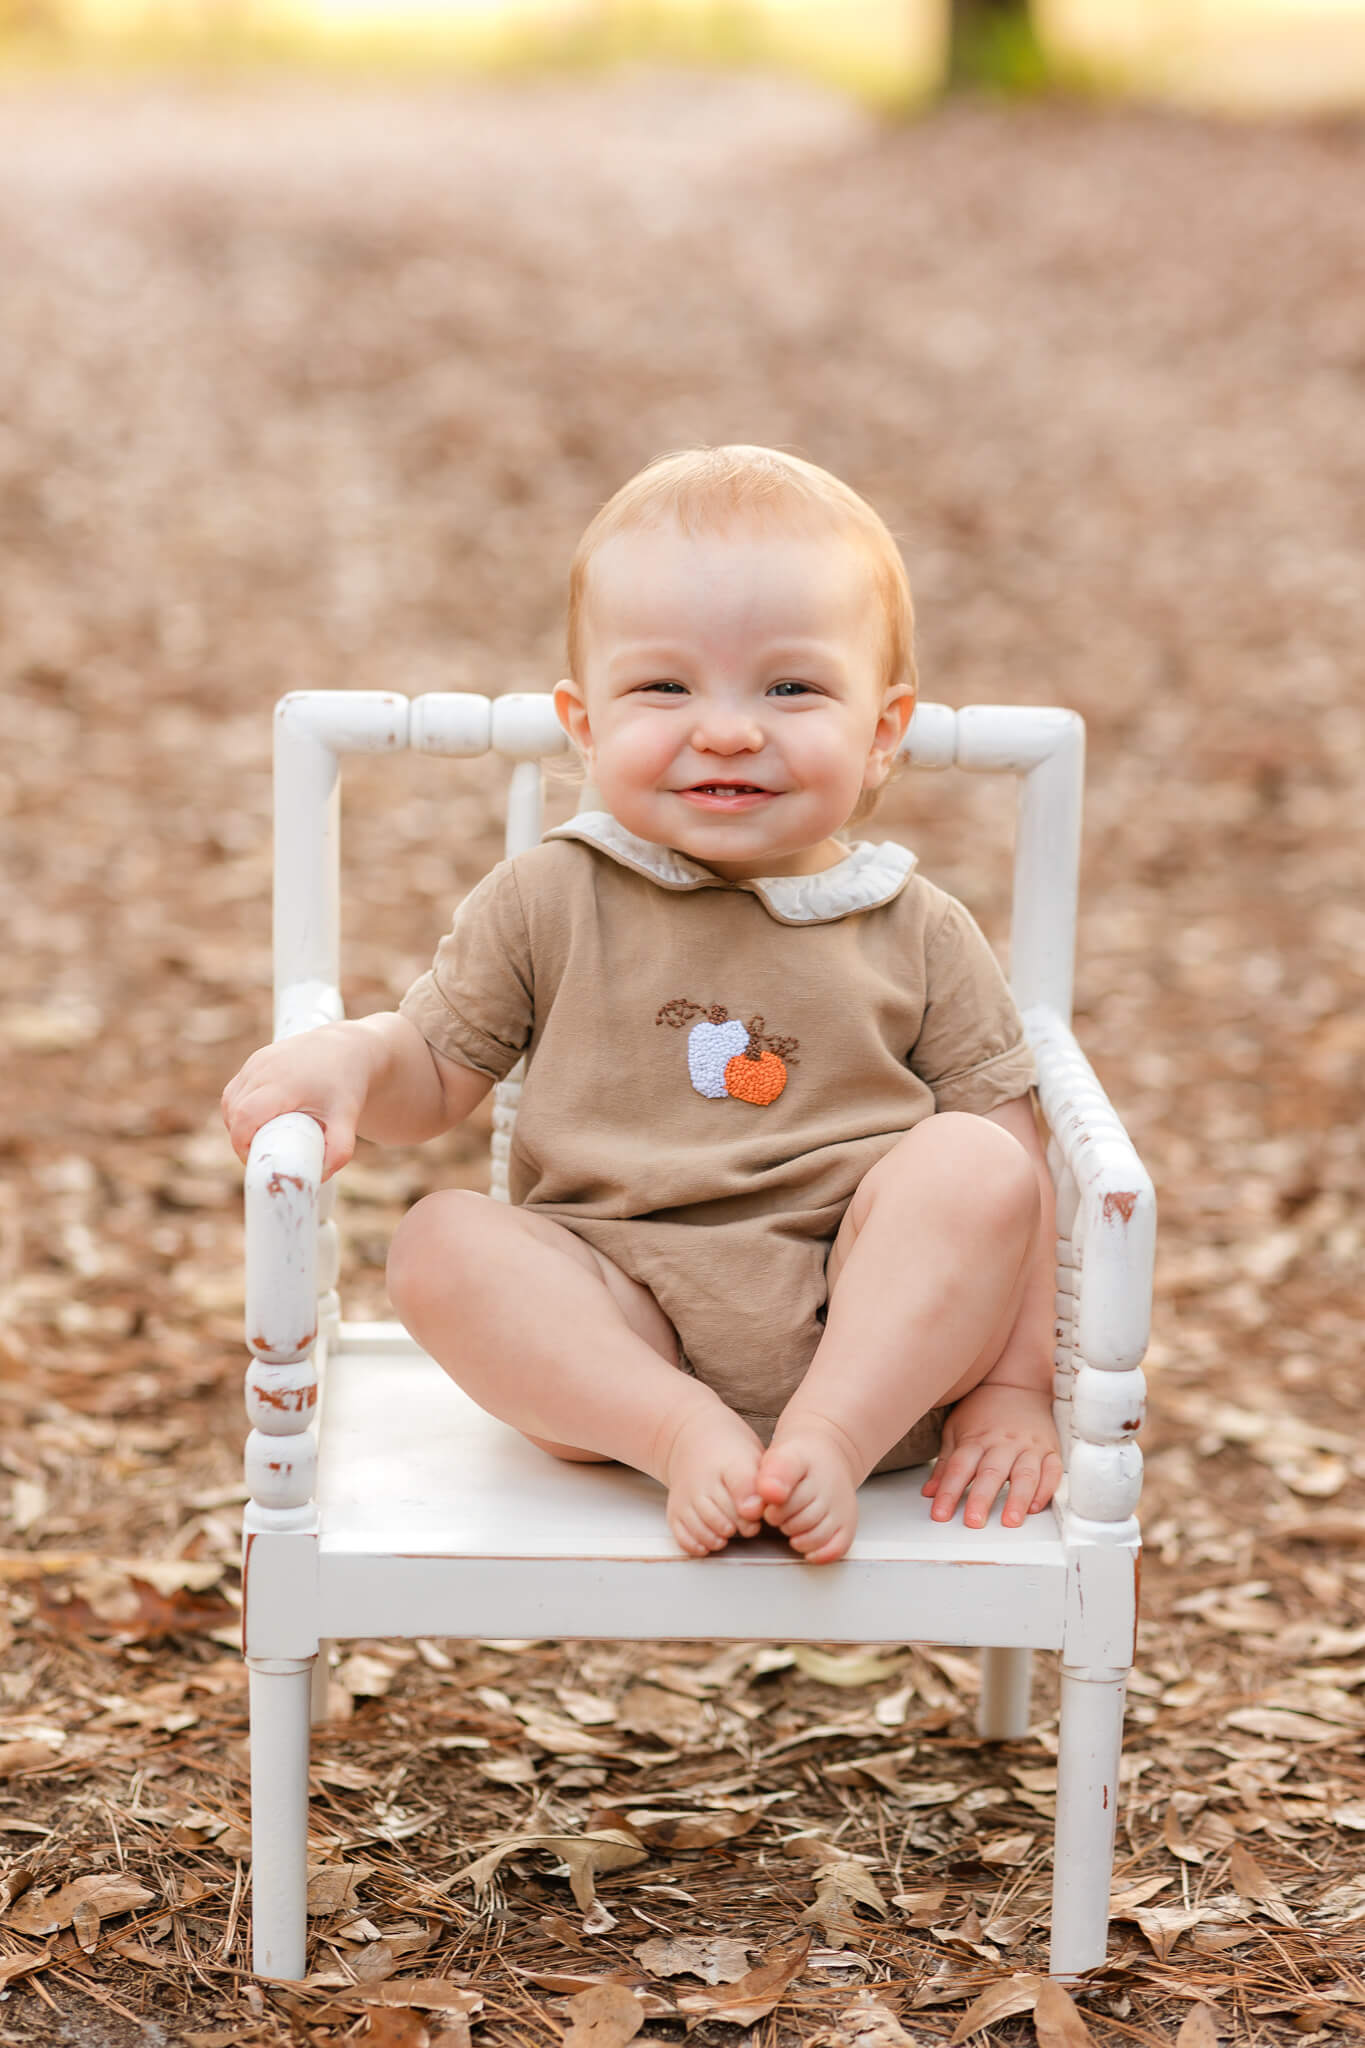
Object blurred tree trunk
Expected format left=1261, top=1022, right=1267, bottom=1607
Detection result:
left=948, top=0, right=1038, bottom=87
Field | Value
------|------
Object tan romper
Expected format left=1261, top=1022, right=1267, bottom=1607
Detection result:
left=399, top=815, right=1037, bottom=1472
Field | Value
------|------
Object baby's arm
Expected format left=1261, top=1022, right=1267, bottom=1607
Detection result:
left=222, top=1013, right=491, bottom=1179
left=921, top=1093, right=1062, bottom=1528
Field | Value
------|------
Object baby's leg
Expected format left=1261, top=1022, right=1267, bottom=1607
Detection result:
left=387, top=1193, right=763, bottom=1556
left=757, top=1114, right=1042, bottom=1563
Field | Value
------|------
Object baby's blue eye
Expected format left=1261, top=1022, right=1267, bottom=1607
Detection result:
left=640, top=680, right=687, bottom=694
left=769, top=680, right=813, bottom=697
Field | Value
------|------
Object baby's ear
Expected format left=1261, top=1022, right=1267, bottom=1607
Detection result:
left=553, top=677, right=593, bottom=758
left=869, top=686, right=915, bottom=780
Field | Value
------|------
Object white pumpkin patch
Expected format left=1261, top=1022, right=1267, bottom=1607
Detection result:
left=686, top=1017, right=750, bottom=1098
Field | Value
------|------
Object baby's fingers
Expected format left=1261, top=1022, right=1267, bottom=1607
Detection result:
left=1028, top=1450, right=1064, bottom=1516
left=924, top=1444, right=982, bottom=1523
left=961, top=1454, right=1015, bottom=1529
left=998, top=1453, right=1043, bottom=1529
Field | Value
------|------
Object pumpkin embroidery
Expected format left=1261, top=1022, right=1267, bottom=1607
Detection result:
left=656, top=999, right=799, bottom=1106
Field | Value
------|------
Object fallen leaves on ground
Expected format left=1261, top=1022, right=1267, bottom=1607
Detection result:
left=0, top=60, right=1364, bottom=2048
left=457, top=1831, right=648, bottom=1912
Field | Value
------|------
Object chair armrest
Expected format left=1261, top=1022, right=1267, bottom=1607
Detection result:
left=245, top=1113, right=325, bottom=1364
left=1024, top=1006, right=1155, bottom=1373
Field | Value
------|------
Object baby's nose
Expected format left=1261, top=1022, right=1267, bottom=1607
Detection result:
left=692, top=708, right=763, bottom=753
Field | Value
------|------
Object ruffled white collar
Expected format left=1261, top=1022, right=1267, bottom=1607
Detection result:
left=543, top=812, right=917, bottom=926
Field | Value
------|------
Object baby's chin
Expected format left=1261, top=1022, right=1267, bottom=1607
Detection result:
left=674, top=833, right=853, bottom=882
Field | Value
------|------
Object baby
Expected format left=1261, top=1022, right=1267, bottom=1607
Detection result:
left=223, top=446, right=1061, bottom=1565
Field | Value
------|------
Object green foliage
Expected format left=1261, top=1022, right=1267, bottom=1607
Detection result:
left=948, top=0, right=1054, bottom=95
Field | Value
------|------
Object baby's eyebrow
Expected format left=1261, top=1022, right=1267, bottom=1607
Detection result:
left=602, top=642, right=692, bottom=678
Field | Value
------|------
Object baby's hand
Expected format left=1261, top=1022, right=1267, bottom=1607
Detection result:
left=921, top=1384, right=1061, bottom=1531
left=221, top=1024, right=375, bottom=1181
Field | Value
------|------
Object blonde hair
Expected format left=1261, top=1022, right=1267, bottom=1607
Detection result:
left=566, top=445, right=917, bottom=705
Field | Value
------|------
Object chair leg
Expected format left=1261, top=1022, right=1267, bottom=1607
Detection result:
left=978, top=1647, right=1032, bottom=1739
left=310, top=1641, right=333, bottom=1725
left=1049, top=1665, right=1127, bottom=1977
left=248, top=1656, right=314, bottom=1980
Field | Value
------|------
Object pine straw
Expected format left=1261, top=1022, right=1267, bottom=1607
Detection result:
left=1, top=65, right=1364, bottom=2048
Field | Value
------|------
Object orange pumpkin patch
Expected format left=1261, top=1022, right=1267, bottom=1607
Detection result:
left=725, top=1050, right=787, bottom=1105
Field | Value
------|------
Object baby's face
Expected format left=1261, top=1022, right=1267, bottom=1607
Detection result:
left=554, top=519, right=913, bottom=880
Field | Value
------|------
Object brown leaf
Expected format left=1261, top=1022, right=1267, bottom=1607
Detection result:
left=804, top=1993, right=918, bottom=2044
left=1133, top=1904, right=1218, bottom=1961
left=515, top=1969, right=672, bottom=2018
left=674, top=1932, right=811, bottom=2025
left=556, top=1688, right=618, bottom=1726
left=950, top=1974, right=1044, bottom=2042
left=307, top=1863, right=374, bottom=1917
left=1033, top=1978, right=1095, bottom=2047
left=1176, top=2009, right=1224, bottom=2048
left=5, top=1872, right=156, bottom=1936
left=562, top=1981, right=646, bottom=2048
left=458, top=1831, right=647, bottom=1911
left=353, top=1940, right=400, bottom=1984
left=0, top=1853, right=47, bottom=1916
left=800, top=1859, right=890, bottom=1943
left=363, top=2013, right=428, bottom=2048
left=787, top=1646, right=904, bottom=1687
left=71, top=1896, right=101, bottom=1952
left=428, top=2022, right=472, bottom=2048
left=1224, top=1707, right=1342, bottom=1744
left=617, top=1809, right=758, bottom=1851
left=110, top=1938, right=174, bottom=1967
left=35, top=1562, right=232, bottom=1641
left=358, top=1982, right=483, bottom=2014
left=825, top=1746, right=920, bottom=1793
left=1163, top=1802, right=1205, bottom=1865
left=1228, top=1842, right=1298, bottom=1925
left=634, top=1933, right=754, bottom=1983
left=0, top=1739, right=64, bottom=1777
left=0, top=1949, right=53, bottom=1986
left=335, top=1648, right=417, bottom=1699
left=782, top=1834, right=851, bottom=1863
left=891, top=1886, right=949, bottom=1925
left=614, top=1684, right=708, bottom=1746
left=979, top=1831, right=1036, bottom=1866
left=1109, top=1873, right=1175, bottom=1914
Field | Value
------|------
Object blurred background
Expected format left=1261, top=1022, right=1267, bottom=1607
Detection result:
left=6, top=0, right=1365, bottom=108
left=1, top=0, right=1364, bottom=2033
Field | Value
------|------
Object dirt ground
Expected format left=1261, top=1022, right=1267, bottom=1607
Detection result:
left=0, top=67, right=1363, bottom=2048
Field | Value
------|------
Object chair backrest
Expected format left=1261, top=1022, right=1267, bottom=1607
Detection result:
left=269, top=691, right=1085, bottom=1043
left=247, top=691, right=1153, bottom=1554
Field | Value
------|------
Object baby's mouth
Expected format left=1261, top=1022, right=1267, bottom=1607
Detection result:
left=676, top=781, right=777, bottom=811
left=684, top=782, right=769, bottom=795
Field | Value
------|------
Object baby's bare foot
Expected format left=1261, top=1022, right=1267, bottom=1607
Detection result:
left=756, top=1421, right=862, bottom=1564
left=657, top=1405, right=765, bottom=1557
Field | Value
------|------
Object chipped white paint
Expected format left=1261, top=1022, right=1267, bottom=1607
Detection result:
left=243, top=694, right=1153, bottom=1983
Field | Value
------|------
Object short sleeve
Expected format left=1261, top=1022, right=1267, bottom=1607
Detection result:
left=909, top=894, right=1036, bottom=1114
left=398, top=862, right=533, bottom=1081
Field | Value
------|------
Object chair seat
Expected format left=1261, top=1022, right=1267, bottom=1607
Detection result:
left=313, top=1324, right=1067, bottom=1648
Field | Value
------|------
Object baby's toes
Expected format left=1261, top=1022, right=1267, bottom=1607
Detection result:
left=669, top=1503, right=723, bottom=1555
left=763, top=1473, right=822, bottom=1534
left=720, top=1476, right=762, bottom=1540
left=791, top=1519, right=852, bottom=1565
left=755, top=1443, right=807, bottom=1509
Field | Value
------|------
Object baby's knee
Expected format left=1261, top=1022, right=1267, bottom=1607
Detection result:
left=882, top=1112, right=1039, bottom=1235
left=934, top=1112, right=1040, bottom=1233
left=386, top=1189, right=493, bottom=1314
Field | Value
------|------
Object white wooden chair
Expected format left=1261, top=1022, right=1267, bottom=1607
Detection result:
left=242, top=690, right=1154, bottom=1984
